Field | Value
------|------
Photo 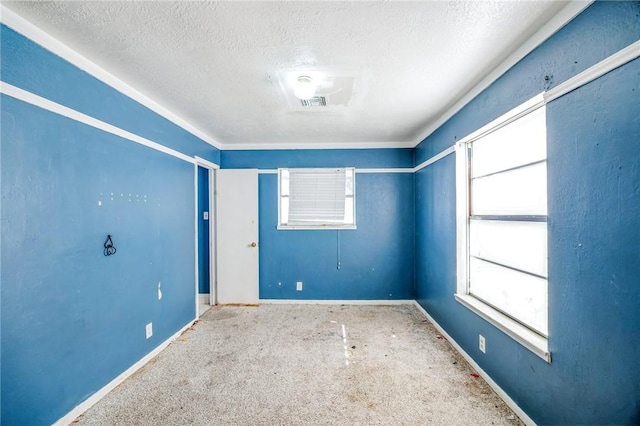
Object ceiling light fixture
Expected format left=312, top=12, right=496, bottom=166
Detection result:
left=293, top=75, right=316, bottom=100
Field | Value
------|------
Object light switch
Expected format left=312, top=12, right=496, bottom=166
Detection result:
left=203, top=211, right=209, bottom=220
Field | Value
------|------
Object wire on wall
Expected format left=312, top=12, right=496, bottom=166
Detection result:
left=336, top=230, right=341, bottom=270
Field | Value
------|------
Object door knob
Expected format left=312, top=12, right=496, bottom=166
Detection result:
left=250, top=242, right=257, bottom=248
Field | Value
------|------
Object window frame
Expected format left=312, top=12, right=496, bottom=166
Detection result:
left=454, top=94, right=551, bottom=363
left=277, top=167, right=357, bottom=230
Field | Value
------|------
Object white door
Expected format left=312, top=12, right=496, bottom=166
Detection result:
left=215, top=169, right=259, bottom=304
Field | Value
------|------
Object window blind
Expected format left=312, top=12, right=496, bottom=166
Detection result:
left=467, top=105, right=548, bottom=336
left=287, top=168, right=347, bottom=224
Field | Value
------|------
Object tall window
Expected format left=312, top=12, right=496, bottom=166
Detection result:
left=456, top=95, right=549, bottom=361
left=278, top=168, right=355, bottom=229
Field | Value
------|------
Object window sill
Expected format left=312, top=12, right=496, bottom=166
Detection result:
left=277, top=225, right=357, bottom=231
left=454, top=293, right=550, bottom=363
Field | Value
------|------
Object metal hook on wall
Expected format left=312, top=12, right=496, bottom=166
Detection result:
left=104, top=234, right=117, bottom=256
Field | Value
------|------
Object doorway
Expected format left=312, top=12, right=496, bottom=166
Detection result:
left=195, top=158, right=218, bottom=317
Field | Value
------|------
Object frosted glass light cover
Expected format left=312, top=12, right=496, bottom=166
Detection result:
left=293, top=76, right=316, bottom=100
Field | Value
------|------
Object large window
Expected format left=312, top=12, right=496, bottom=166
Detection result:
left=455, top=95, right=549, bottom=361
left=278, top=168, right=355, bottom=229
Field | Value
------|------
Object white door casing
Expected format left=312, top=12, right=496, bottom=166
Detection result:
left=208, top=168, right=216, bottom=305
left=194, top=157, right=219, bottom=315
left=215, top=169, right=259, bottom=304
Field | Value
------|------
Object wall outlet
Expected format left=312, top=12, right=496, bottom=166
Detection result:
left=296, top=281, right=303, bottom=291
left=479, top=335, right=486, bottom=353
left=146, top=323, right=153, bottom=339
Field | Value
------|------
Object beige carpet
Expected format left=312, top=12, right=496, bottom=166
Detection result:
left=75, top=304, right=523, bottom=425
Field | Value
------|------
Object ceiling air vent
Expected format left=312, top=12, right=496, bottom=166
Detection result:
left=300, top=96, right=327, bottom=107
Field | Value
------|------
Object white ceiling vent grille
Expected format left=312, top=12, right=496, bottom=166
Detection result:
left=300, top=96, right=327, bottom=107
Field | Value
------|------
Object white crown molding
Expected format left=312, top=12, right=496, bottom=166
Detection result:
left=223, top=141, right=415, bottom=150
left=6, top=1, right=622, bottom=156
left=1, top=81, right=198, bottom=165
left=415, top=37, right=639, bottom=171
left=0, top=5, right=222, bottom=150
left=5, top=29, right=631, bottom=173
left=410, top=1, right=593, bottom=148
left=257, top=168, right=412, bottom=174
left=544, top=39, right=640, bottom=103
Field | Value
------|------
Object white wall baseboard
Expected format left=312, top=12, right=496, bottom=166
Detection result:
left=53, top=319, right=196, bottom=426
left=412, top=301, right=536, bottom=426
left=198, top=294, right=210, bottom=305
left=52, top=301, right=534, bottom=425
left=259, top=299, right=413, bottom=305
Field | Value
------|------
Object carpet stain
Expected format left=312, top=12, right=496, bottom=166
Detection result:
left=75, top=305, right=525, bottom=426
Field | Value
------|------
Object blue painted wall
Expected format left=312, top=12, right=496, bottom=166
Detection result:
left=1, top=24, right=219, bottom=425
left=222, top=150, right=415, bottom=300
left=221, top=148, right=413, bottom=169
left=259, top=173, right=414, bottom=300
left=197, top=166, right=210, bottom=294
left=414, top=2, right=640, bottom=424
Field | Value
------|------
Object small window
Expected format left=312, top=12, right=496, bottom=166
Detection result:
left=455, top=95, right=549, bottom=361
left=278, top=168, right=356, bottom=230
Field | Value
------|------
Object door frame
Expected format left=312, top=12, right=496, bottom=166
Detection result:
left=194, top=156, right=219, bottom=318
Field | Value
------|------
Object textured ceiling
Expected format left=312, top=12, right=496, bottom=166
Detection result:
left=3, top=1, right=571, bottom=148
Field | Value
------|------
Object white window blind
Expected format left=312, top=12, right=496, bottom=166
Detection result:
left=279, top=168, right=355, bottom=229
left=467, top=104, right=548, bottom=336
